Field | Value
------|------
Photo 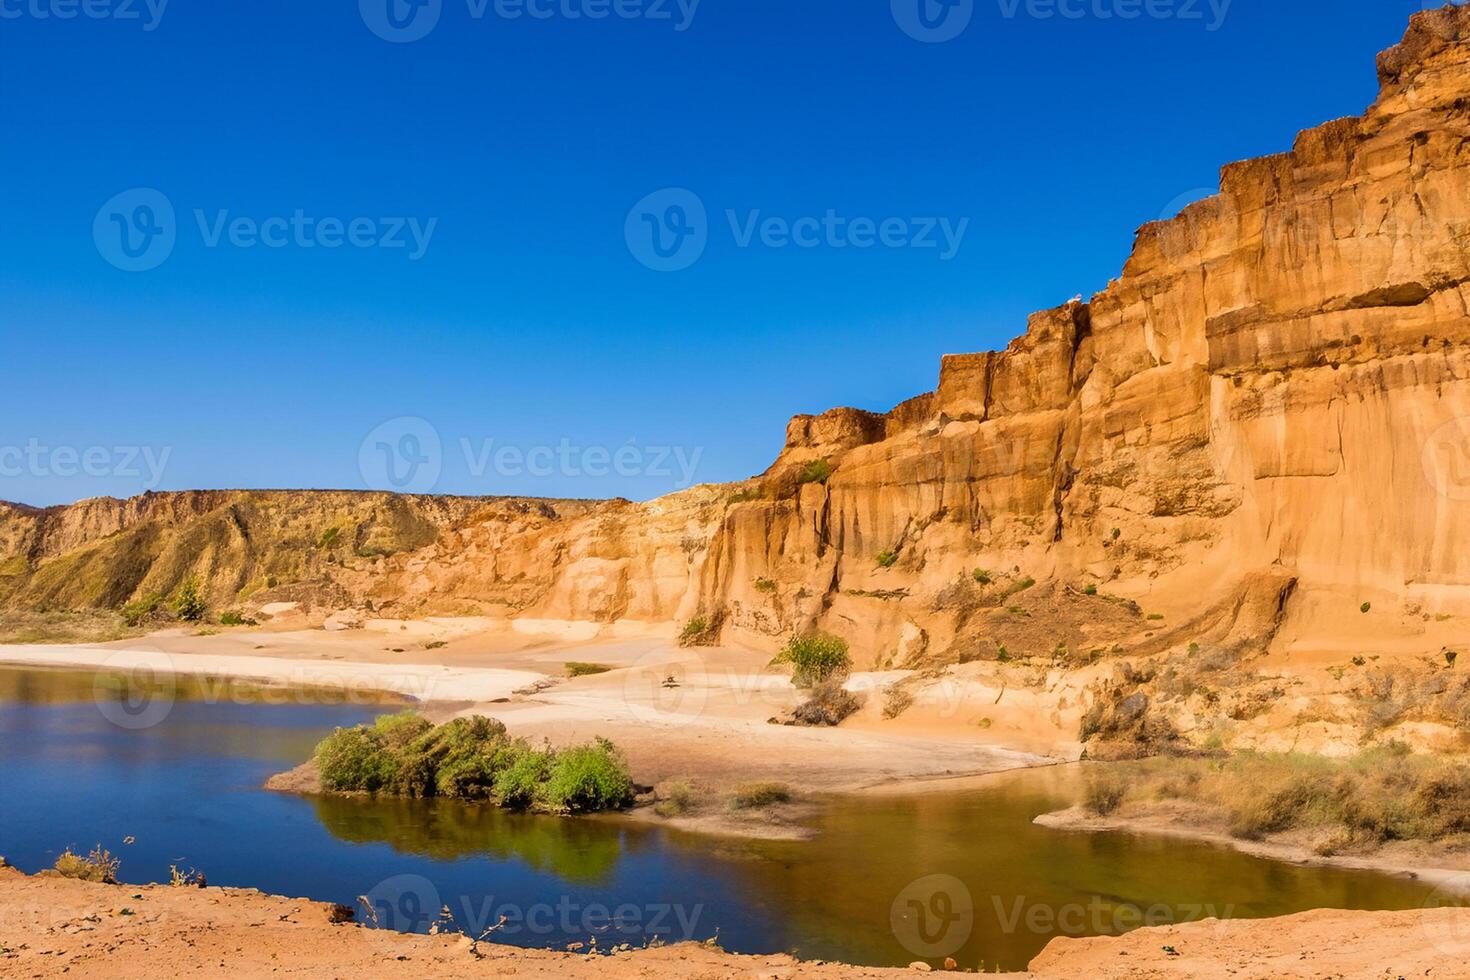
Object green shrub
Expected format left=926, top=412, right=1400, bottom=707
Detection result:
left=680, top=617, right=707, bottom=641
left=1361, top=602, right=1372, bottom=614
left=731, top=782, right=792, bottom=808
left=171, top=578, right=207, bottom=623
left=121, top=594, right=162, bottom=627
left=565, top=662, right=613, bottom=678
left=798, top=459, right=832, bottom=485
left=753, top=578, right=777, bottom=594
left=317, top=526, right=342, bottom=549
left=727, top=487, right=764, bottom=504
left=493, top=745, right=555, bottom=809
left=219, top=610, right=257, bottom=627
left=973, top=569, right=991, bottom=585
left=541, top=739, right=635, bottom=813
left=312, top=714, right=633, bottom=813
left=875, top=550, right=898, bottom=569
left=53, top=845, right=119, bottom=884
left=1083, top=584, right=1098, bottom=596
left=316, top=726, right=399, bottom=793
left=771, top=633, right=851, bottom=687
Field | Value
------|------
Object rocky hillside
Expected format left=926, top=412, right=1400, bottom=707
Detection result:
left=6, top=9, right=1470, bottom=674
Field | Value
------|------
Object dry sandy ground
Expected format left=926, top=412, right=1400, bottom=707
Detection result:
left=0, top=623, right=1062, bottom=799
left=4, top=866, right=1469, bottom=980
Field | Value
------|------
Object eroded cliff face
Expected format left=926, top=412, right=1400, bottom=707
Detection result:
left=5, top=10, right=1470, bottom=671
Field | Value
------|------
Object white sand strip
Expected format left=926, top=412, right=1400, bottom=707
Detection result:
left=0, top=645, right=547, bottom=704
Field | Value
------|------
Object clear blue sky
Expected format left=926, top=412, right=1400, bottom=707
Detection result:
left=0, top=0, right=1435, bottom=506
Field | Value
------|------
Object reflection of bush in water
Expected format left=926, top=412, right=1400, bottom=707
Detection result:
left=309, top=793, right=638, bottom=885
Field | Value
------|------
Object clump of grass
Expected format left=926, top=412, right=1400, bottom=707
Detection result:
left=771, top=633, right=851, bottom=687
left=53, top=846, right=119, bottom=884
left=1083, top=584, right=1098, bottom=596
left=653, top=780, right=703, bottom=818
left=1001, top=576, right=1036, bottom=599
left=423, top=640, right=447, bottom=650
left=797, top=459, right=832, bottom=485
left=679, top=612, right=722, bottom=647
left=731, top=782, right=792, bottom=809
left=753, top=578, right=777, bottom=594
left=973, top=569, right=991, bottom=585
left=313, top=712, right=634, bottom=814
left=1361, top=602, right=1372, bottom=614
left=121, top=594, right=162, bottom=627
left=219, top=610, right=257, bottom=627
left=1084, top=776, right=1127, bottom=816
left=727, top=486, right=764, bottom=504
left=875, top=550, right=899, bottom=569
left=172, top=577, right=207, bottom=623
left=565, top=662, right=613, bottom=678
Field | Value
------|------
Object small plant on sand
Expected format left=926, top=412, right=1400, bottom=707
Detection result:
left=219, top=610, right=257, bottom=627
left=875, top=550, right=899, bottom=569
left=771, top=633, right=851, bottom=687
left=121, top=594, right=162, bottom=627
left=1084, top=584, right=1098, bottom=596
left=654, top=780, right=703, bottom=818
left=171, top=577, right=207, bottom=623
left=53, top=845, right=119, bottom=884
left=565, top=662, right=613, bottom=678
left=797, top=459, right=832, bottom=485
left=787, top=676, right=865, bottom=727
left=1361, top=602, right=1372, bottom=614
left=731, top=782, right=792, bottom=809
left=973, top=569, right=991, bottom=585
left=727, top=486, right=764, bottom=504
left=680, top=617, right=707, bottom=641
left=1084, top=776, right=1127, bottom=816
left=753, top=577, right=777, bottom=594
left=169, top=865, right=207, bottom=888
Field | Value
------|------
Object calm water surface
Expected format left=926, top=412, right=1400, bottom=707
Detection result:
left=0, top=665, right=1440, bottom=970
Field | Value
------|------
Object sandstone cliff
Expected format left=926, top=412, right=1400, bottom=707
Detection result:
left=6, top=10, right=1470, bottom=683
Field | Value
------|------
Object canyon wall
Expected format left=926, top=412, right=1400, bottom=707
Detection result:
left=5, top=8, right=1470, bottom=666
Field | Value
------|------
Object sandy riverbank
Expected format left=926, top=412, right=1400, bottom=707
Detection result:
left=1036, top=803, right=1470, bottom=897
left=0, top=626, right=1064, bottom=819
left=3, top=864, right=1467, bottom=979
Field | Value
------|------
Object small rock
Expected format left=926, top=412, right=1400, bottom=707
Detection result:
left=909, top=962, right=933, bottom=972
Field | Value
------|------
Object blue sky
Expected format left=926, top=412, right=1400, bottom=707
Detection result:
left=0, top=0, right=1437, bottom=506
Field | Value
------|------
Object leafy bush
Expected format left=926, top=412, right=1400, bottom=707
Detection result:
left=312, top=713, right=633, bottom=814
left=541, top=739, right=635, bottom=814
left=731, top=782, right=792, bottom=808
left=317, top=526, right=342, bottom=549
left=565, top=662, right=612, bottom=678
left=771, top=633, right=851, bottom=687
left=973, top=569, right=991, bottom=585
left=797, top=459, right=832, bottom=485
left=219, top=610, right=257, bottom=627
left=53, top=845, right=119, bottom=884
left=753, top=578, right=777, bottom=594
left=875, top=550, right=898, bottom=569
left=171, top=578, right=207, bottom=623
left=1083, top=584, right=1098, bottom=596
left=680, top=617, right=707, bottom=641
